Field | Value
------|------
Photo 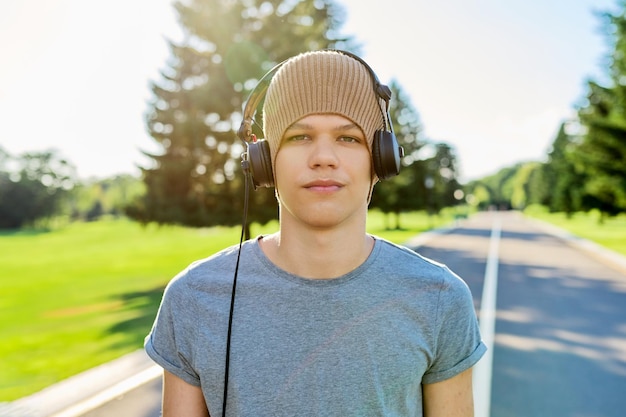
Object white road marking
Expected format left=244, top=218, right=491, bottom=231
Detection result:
left=473, top=215, right=501, bottom=417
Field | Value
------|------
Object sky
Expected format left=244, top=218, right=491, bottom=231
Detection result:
left=0, top=0, right=618, bottom=182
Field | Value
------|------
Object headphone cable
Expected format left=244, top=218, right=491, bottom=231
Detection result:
left=222, top=158, right=252, bottom=417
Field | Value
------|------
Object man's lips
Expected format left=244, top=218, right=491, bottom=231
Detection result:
left=303, top=179, right=343, bottom=191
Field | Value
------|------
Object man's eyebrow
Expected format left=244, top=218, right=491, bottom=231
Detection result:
left=285, top=122, right=360, bottom=131
left=285, top=122, right=313, bottom=131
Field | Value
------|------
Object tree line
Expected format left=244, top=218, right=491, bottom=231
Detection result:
left=465, top=3, right=626, bottom=220
left=0, top=146, right=144, bottom=229
left=7, top=0, right=622, bottom=230
left=1, top=0, right=462, bottom=231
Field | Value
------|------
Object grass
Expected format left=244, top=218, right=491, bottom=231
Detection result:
left=524, top=206, right=626, bottom=257
left=0, top=210, right=456, bottom=401
left=0, top=219, right=241, bottom=400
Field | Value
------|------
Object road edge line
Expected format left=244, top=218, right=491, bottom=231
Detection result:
left=473, top=214, right=501, bottom=417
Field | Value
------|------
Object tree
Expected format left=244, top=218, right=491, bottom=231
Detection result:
left=370, top=80, right=426, bottom=228
left=575, top=6, right=626, bottom=216
left=0, top=150, right=77, bottom=229
left=465, top=164, right=522, bottom=211
left=129, top=0, right=353, bottom=230
left=525, top=162, right=550, bottom=207
left=538, top=122, right=588, bottom=215
left=509, top=162, right=540, bottom=210
left=423, top=143, right=462, bottom=213
left=71, top=174, right=146, bottom=221
left=576, top=82, right=626, bottom=215
left=466, top=183, right=492, bottom=211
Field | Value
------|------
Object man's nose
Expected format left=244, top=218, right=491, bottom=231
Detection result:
left=309, top=137, right=339, bottom=168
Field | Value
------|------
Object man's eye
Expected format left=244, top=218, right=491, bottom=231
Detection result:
left=286, top=134, right=308, bottom=142
left=339, top=136, right=361, bottom=143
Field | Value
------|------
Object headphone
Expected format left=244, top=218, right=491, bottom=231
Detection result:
left=237, top=50, right=404, bottom=189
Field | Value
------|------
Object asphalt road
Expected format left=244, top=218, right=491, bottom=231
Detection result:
left=78, top=211, right=626, bottom=417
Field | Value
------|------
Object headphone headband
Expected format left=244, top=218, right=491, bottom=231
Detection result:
left=238, top=50, right=403, bottom=188
left=236, top=60, right=284, bottom=143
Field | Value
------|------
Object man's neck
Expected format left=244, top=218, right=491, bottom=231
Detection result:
left=260, top=222, right=374, bottom=280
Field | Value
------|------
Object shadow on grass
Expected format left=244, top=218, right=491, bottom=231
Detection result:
left=106, top=286, right=166, bottom=349
left=0, top=227, right=52, bottom=237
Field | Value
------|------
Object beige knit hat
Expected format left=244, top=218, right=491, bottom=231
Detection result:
left=262, top=50, right=384, bottom=182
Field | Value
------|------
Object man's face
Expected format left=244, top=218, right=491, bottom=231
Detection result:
left=274, top=114, right=372, bottom=230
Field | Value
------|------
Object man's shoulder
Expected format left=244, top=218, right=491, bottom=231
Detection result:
left=189, top=240, right=244, bottom=268
left=376, top=237, right=447, bottom=270
left=167, top=238, right=259, bottom=290
left=374, top=237, right=464, bottom=287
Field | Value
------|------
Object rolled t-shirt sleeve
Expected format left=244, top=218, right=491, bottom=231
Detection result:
left=422, top=267, right=486, bottom=384
left=144, top=270, right=201, bottom=387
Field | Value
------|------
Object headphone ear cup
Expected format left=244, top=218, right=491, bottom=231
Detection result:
left=372, top=130, right=402, bottom=180
left=247, top=140, right=274, bottom=188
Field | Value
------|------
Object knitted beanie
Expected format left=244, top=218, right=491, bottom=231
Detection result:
left=262, top=50, right=384, bottom=182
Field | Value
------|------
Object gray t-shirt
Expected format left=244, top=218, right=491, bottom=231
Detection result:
left=145, top=236, right=486, bottom=417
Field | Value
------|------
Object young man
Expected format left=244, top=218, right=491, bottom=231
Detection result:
left=145, top=50, right=486, bottom=417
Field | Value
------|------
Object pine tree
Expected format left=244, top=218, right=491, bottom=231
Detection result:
left=542, top=122, right=588, bottom=215
left=575, top=6, right=626, bottom=215
left=129, top=0, right=352, bottom=227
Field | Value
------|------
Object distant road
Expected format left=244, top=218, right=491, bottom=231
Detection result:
left=77, top=211, right=626, bottom=417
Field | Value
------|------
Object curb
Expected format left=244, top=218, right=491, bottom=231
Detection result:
left=2, top=350, right=160, bottom=417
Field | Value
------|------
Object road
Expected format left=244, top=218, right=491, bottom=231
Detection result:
left=78, top=211, right=626, bottom=417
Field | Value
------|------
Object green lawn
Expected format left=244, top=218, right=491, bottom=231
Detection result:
left=0, top=210, right=455, bottom=401
left=524, top=207, right=626, bottom=257
left=0, top=219, right=247, bottom=400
